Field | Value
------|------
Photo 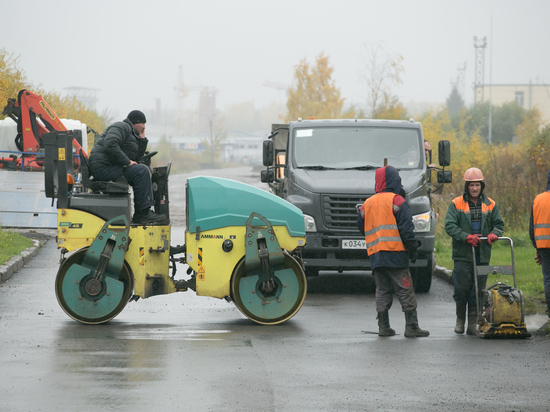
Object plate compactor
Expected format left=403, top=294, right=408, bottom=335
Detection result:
left=473, top=237, right=531, bottom=338
left=43, top=130, right=307, bottom=325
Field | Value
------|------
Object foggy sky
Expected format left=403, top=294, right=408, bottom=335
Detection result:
left=2, top=0, right=548, bottom=121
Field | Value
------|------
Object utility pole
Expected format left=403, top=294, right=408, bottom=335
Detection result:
left=473, top=36, right=487, bottom=105
left=457, top=62, right=467, bottom=102
left=488, top=15, right=494, bottom=144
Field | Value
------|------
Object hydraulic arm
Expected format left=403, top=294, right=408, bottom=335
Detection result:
left=1, top=89, right=86, bottom=170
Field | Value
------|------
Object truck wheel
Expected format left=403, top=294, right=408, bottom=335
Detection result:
left=411, top=253, right=435, bottom=293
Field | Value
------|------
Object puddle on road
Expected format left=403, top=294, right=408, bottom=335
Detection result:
left=525, top=314, right=549, bottom=332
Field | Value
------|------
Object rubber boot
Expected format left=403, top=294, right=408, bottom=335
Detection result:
left=454, top=302, right=467, bottom=334
left=545, top=292, right=550, bottom=319
left=377, top=311, right=395, bottom=337
left=466, top=304, right=478, bottom=336
left=404, top=310, right=430, bottom=337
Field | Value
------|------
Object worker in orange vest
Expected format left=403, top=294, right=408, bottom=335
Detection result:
left=445, top=168, right=504, bottom=335
left=529, top=169, right=550, bottom=318
left=357, top=165, right=429, bottom=337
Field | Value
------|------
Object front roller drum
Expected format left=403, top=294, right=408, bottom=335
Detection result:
left=55, top=248, right=134, bottom=324
left=231, top=251, right=306, bottom=325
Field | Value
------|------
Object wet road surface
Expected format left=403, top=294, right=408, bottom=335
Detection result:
left=2, top=167, right=550, bottom=411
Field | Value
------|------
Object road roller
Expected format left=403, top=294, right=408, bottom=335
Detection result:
left=43, top=130, right=307, bottom=325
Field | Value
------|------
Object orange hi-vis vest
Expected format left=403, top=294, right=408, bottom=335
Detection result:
left=362, top=192, right=406, bottom=256
left=533, top=191, right=550, bottom=248
left=451, top=195, right=496, bottom=218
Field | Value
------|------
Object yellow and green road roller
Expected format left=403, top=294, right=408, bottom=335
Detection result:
left=43, top=130, right=307, bottom=325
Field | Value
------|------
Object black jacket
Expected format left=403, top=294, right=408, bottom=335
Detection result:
left=89, top=118, right=148, bottom=174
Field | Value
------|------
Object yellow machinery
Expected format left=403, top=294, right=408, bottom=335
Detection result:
left=473, top=237, right=530, bottom=338
left=44, top=131, right=307, bottom=325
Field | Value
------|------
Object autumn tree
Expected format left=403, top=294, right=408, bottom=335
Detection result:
left=464, top=101, right=530, bottom=145
left=286, top=53, right=344, bottom=121
left=360, top=43, right=405, bottom=118
left=446, top=85, right=465, bottom=129
left=446, top=85, right=465, bottom=116
left=372, top=95, right=408, bottom=120
left=0, top=49, right=31, bottom=115
left=1, top=48, right=110, bottom=150
left=200, top=115, right=227, bottom=167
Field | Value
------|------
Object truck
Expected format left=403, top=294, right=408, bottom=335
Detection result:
left=260, top=118, right=452, bottom=292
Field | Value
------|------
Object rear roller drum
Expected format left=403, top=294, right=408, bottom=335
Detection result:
left=55, top=248, right=134, bottom=324
left=231, top=251, right=307, bottom=325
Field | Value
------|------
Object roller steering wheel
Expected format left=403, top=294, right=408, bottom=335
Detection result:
left=138, top=151, right=158, bottom=164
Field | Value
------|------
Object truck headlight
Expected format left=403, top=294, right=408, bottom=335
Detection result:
left=412, top=213, right=431, bottom=233
left=304, top=214, right=317, bottom=232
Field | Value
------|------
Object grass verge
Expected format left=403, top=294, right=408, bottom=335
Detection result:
left=0, top=228, right=34, bottom=266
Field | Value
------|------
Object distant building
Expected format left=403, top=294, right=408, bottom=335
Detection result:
left=474, top=83, right=550, bottom=125
left=147, top=131, right=265, bottom=164
left=64, top=87, right=99, bottom=110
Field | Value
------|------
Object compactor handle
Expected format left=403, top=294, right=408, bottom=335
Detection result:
left=471, top=236, right=516, bottom=285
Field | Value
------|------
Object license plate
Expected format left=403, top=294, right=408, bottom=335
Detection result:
left=342, top=239, right=366, bottom=249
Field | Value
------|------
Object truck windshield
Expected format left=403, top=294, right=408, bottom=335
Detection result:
left=293, top=126, right=423, bottom=170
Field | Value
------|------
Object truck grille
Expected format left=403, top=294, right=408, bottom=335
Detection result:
left=323, top=195, right=368, bottom=231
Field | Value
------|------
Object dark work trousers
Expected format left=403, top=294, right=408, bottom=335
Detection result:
left=538, top=248, right=550, bottom=310
left=373, top=267, right=417, bottom=312
left=452, top=260, right=488, bottom=307
left=91, top=164, right=154, bottom=213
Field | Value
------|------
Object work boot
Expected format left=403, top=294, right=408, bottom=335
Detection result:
left=132, top=209, right=166, bottom=225
left=404, top=310, right=430, bottom=337
left=377, top=311, right=395, bottom=337
left=454, top=302, right=467, bottom=334
left=466, top=304, right=478, bottom=336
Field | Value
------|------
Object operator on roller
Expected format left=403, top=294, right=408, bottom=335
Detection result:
left=529, top=169, right=550, bottom=319
left=89, top=110, right=165, bottom=225
left=445, top=167, right=504, bottom=335
left=357, top=165, right=429, bottom=338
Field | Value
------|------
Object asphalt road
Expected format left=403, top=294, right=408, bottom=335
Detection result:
left=2, top=166, right=550, bottom=411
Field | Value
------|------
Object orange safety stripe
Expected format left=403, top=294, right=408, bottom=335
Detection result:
left=533, top=192, right=550, bottom=248
left=363, top=192, right=405, bottom=255
left=451, top=196, right=496, bottom=215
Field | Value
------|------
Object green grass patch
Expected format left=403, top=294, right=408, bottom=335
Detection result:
left=0, top=229, right=34, bottom=266
left=435, top=231, right=546, bottom=314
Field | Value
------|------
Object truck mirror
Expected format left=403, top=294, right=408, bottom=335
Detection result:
left=261, top=169, right=275, bottom=183
left=437, top=170, right=452, bottom=184
left=438, top=140, right=451, bottom=167
left=263, top=140, right=274, bottom=167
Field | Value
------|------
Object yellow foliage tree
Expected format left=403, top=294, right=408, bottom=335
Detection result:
left=0, top=48, right=108, bottom=152
left=422, top=105, right=546, bottom=231
left=361, top=43, right=404, bottom=118
left=373, top=95, right=408, bottom=120
left=0, top=49, right=31, bottom=115
left=285, top=53, right=344, bottom=121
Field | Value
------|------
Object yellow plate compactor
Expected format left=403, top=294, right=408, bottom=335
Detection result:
left=43, top=130, right=307, bottom=325
left=473, top=237, right=531, bottom=338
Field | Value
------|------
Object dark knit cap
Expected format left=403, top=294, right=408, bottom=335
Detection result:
left=127, top=110, right=146, bottom=124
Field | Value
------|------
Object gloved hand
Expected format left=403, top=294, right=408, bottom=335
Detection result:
left=487, top=233, right=498, bottom=244
left=535, top=250, right=542, bottom=266
left=466, top=234, right=480, bottom=247
left=409, top=250, right=418, bottom=264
